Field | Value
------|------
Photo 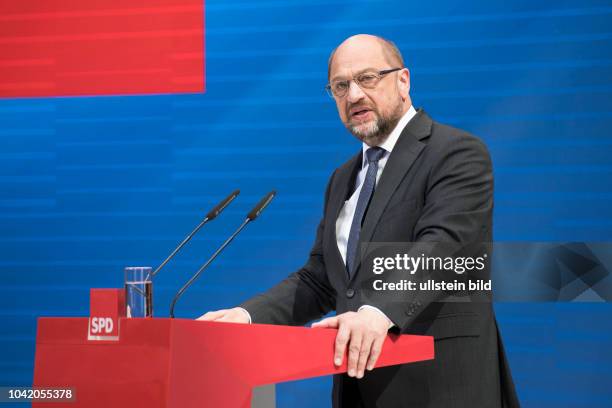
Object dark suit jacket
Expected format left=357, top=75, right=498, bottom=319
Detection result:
left=241, top=109, right=520, bottom=408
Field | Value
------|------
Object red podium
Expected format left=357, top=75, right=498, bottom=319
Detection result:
left=33, top=316, right=434, bottom=408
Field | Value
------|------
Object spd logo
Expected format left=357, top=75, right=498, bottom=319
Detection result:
left=90, top=317, right=114, bottom=334
left=87, top=289, right=125, bottom=341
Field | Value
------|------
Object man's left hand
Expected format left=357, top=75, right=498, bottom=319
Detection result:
left=311, top=308, right=390, bottom=378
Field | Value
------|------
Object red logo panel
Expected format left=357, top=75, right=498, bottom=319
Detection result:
left=0, top=0, right=205, bottom=97
left=88, top=288, right=126, bottom=341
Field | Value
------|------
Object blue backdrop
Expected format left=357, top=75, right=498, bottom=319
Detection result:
left=1, top=1, right=612, bottom=407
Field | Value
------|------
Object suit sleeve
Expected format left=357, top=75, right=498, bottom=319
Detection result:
left=361, top=131, right=493, bottom=331
left=239, top=171, right=338, bottom=326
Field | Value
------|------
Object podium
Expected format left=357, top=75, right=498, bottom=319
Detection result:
left=33, top=317, right=434, bottom=407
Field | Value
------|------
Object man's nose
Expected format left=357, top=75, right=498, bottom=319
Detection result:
left=346, top=80, right=365, bottom=103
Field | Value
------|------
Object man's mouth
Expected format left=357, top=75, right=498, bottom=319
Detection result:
left=350, top=107, right=373, bottom=120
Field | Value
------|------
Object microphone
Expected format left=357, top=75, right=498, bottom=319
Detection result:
left=148, top=190, right=240, bottom=280
left=169, top=190, right=277, bottom=318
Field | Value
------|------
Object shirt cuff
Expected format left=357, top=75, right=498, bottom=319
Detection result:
left=358, top=305, right=395, bottom=329
left=236, top=307, right=252, bottom=324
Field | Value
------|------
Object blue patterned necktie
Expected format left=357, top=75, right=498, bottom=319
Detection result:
left=345, top=147, right=385, bottom=279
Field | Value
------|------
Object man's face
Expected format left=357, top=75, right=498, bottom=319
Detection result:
left=329, top=38, right=409, bottom=146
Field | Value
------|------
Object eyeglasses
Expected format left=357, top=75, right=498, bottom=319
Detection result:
left=325, top=68, right=403, bottom=98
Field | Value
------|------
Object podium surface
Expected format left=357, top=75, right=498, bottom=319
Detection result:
left=33, top=317, right=434, bottom=407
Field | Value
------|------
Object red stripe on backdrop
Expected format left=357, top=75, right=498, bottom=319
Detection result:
left=0, top=0, right=205, bottom=98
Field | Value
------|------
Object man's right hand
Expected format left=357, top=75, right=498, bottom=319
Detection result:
left=196, top=307, right=250, bottom=323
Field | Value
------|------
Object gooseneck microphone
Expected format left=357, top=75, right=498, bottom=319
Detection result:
left=148, top=190, right=240, bottom=280
left=169, top=191, right=276, bottom=318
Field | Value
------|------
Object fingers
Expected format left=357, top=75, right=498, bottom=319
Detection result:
left=197, top=308, right=250, bottom=323
left=196, top=309, right=227, bottom=321
left=346, top=330, right=363, bottom=377
left=312, top=316, right=339, bottom=328
left=366, top=336, right=385, bottom=371
left=334, top=323, right=351, bottom=367
left=355, top=334, right=373, bottom=378
left=217, top=309, right=247, bottom=323
left=313, top=311, right=388, bottom=378
left=335, top=311, right=389, bottom=378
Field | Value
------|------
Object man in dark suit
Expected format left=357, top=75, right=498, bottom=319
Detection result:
left=200, top=34, right=519, bottom=408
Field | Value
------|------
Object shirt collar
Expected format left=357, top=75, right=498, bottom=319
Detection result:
left=361, top=105, right=417, bottom=168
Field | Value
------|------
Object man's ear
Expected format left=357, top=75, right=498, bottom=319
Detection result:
left=397, top=68, right=411, bottom=101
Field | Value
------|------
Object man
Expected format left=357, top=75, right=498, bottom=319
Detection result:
left=199, top=34, right=519, bottom=407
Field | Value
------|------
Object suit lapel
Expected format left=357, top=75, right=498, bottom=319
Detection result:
left=326, top=152, right=361, bottom=278
left=350, top=109, right=433, bottom=281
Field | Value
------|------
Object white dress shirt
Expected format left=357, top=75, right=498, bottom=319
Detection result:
left=335, top=105, right=418, bottom=327
left=239, top=105, right=418, bottom=325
